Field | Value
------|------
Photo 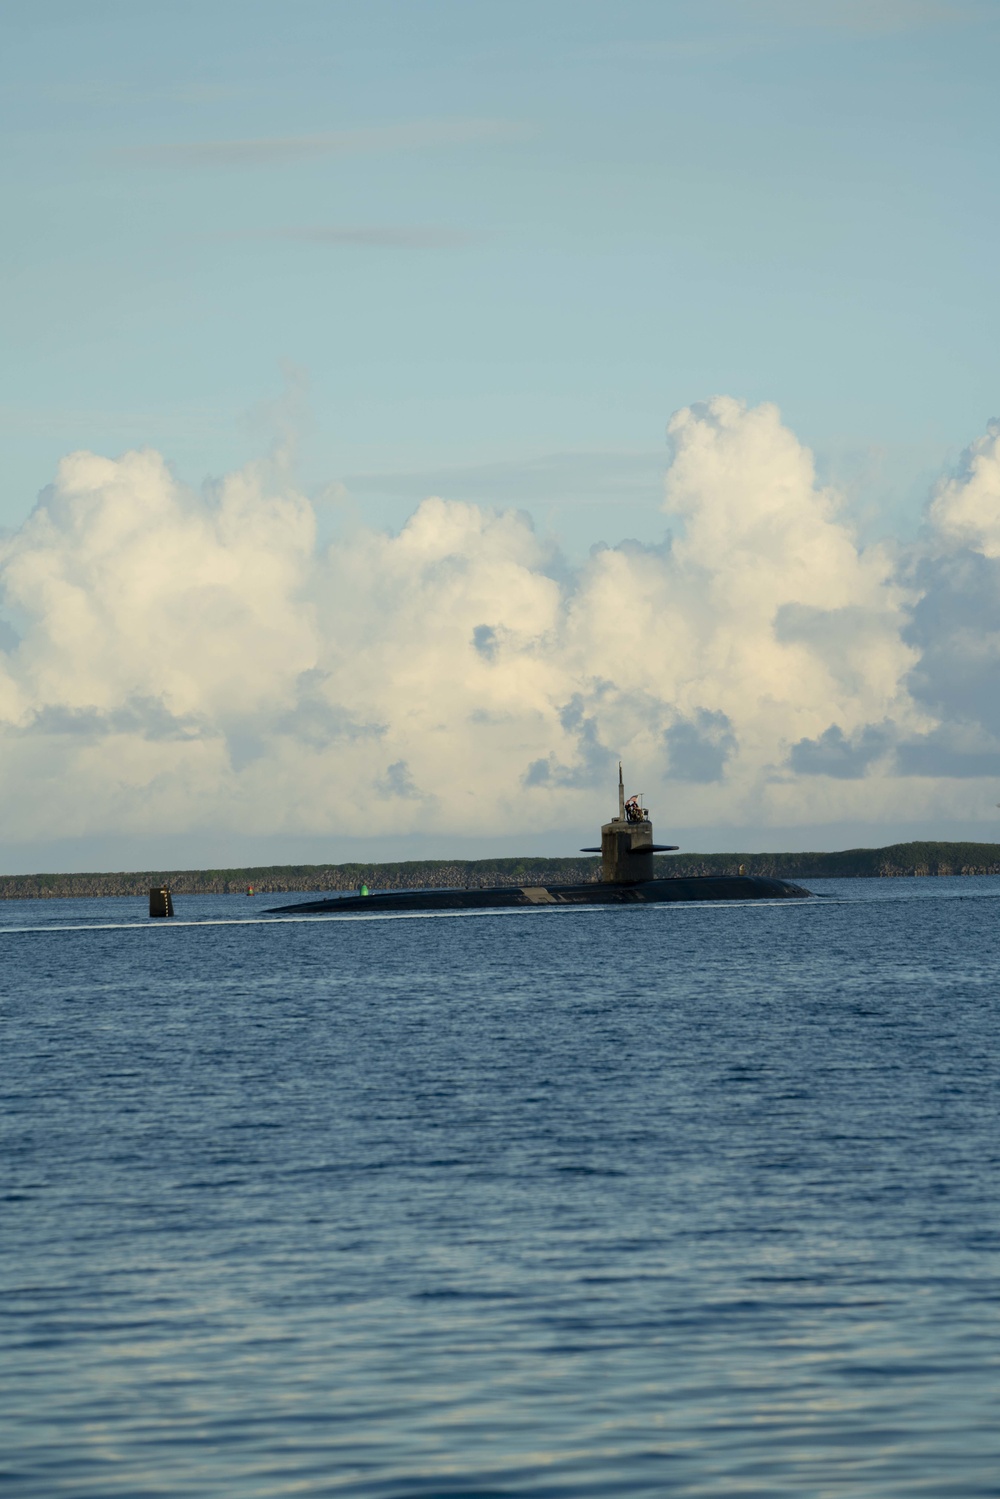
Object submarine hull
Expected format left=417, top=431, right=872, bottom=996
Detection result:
left=267, top=874, right=811, bottom=915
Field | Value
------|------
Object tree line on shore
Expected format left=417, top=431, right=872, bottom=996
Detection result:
left=2, top=841, right=1000, bottom=899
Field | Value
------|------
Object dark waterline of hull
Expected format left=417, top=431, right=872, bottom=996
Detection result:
left=267, top=873, right=812, bottom=914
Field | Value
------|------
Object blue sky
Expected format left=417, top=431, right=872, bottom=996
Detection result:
left=1, top=0, right=1000, bottom=871
left=2, top=0, right=997, bottom=549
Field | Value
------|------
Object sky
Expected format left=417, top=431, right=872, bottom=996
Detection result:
left=1, top=0, right=999, bottom=872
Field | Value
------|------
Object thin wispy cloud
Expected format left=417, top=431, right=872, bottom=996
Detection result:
left=123, top=118, right=528, bottom=169
left=576, top=36, right=770, bottom=63
left=577, top=0, right=979, bottom=65
left=51, top=81, right=256, bottom=106
left=740, top=0, right=979, bottom=33
left=218, top=225, right=475, bottom=248
left=0, top=402, right=229, bottom=437
left=344, top=450, right=667, bottom=506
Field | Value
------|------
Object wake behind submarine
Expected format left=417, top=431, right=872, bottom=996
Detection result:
left=267, top=768, right=812, bottom=914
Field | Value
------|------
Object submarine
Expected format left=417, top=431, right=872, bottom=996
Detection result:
left=267, top=767, right=812, bottom=914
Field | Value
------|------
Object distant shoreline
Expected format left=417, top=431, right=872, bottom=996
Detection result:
left=2, top=841, right=999, bottom=899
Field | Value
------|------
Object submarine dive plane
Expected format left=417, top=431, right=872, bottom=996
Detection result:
left=267, top=766, right=811, bottom=914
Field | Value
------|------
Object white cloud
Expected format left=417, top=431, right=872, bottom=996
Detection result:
left=928, top=420, right=1000, bottom=558
left=1, top=397, right=998, bottom=848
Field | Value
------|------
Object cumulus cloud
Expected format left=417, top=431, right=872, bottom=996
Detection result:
left=1, top=395, right=998, bottom=846
left=666, top=711, right=737, bottom=783
left=928, top=421, right=1000, bottom=559
left=788, top=722, right=894, bottom=779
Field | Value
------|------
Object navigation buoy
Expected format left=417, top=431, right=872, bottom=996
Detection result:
left=360, top=883, right=370, bottom=896
left=149, top=887, right=174, bottom=918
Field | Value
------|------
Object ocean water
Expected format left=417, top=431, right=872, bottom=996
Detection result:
left=3, top=878, right=1000, bottom=1497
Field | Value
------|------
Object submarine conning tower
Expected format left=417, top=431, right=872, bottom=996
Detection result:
left=581, top=765, right=679, bottom=884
